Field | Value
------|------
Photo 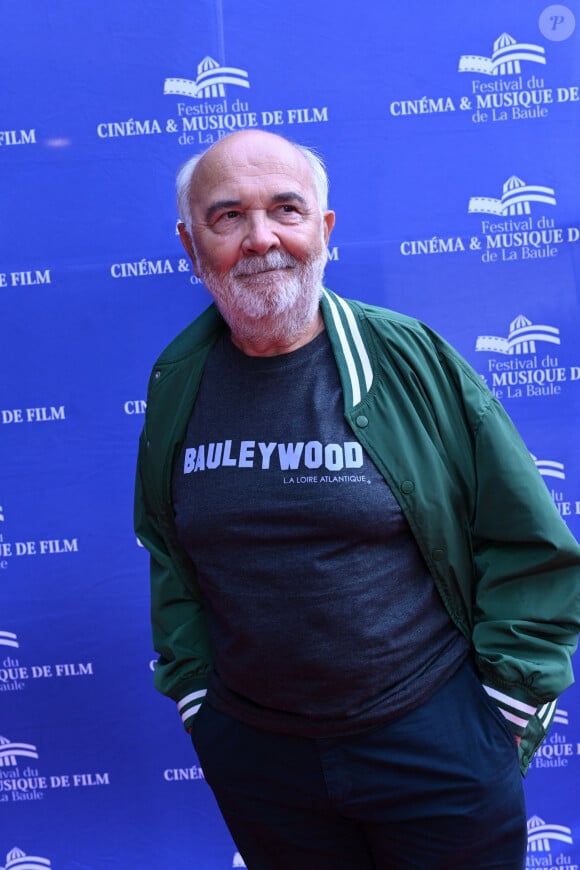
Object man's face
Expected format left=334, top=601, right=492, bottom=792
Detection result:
left=180, top=132, right=335, bottom=346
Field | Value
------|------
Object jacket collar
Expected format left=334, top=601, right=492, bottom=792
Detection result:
left=321, top=288, right=374, bottom=409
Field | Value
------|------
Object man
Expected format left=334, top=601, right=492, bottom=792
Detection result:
left=135, top=130, right=580, bottom=869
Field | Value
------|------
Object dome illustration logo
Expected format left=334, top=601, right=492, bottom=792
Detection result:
left=0, top=736, right=39, bottom=768
left=459, top=32, right=546, bottom=76
left=164, top=56, right=250, bottom=100
left=1, top=847, right=51, bottom=870
left=468, top=175, right=556, bottom=217
left=527, top=815, right=573, bottom=851
left=476, top=314, right=560, bottom=355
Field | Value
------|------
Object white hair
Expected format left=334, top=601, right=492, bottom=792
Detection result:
left=175, top=136, right=330, bottom=236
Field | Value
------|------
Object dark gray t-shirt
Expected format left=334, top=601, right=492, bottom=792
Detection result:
left=172, top=329, right=468, bottom=735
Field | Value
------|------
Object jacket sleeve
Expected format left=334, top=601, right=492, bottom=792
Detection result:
left=470, top=397, right=580, bottom=744
left=134, top=433, right=213, bottom=731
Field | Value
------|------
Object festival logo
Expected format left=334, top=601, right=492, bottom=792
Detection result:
left=97, top=53, right=329, bottom=147
left=468, top=174, right=560, bottom=265
left=459, top=24, right=577, bottom=125
left=0, top=847, right=51, bottom=870
left=0, top=735, right=110, bottom=803
left=165, top=54, right=329, bottom=146
left=399, top=171, right=579, bottom=263
left=467, top=174, right=579, bottom=265
left=475, top=313, right=580, bottom=401
left=388, top=14, right=579, bottom=125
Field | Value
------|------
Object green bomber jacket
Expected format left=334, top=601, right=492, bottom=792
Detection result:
left=135, top=288, right=580, bottom=775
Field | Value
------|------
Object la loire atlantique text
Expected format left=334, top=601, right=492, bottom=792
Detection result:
left=184, top=440, right=364, bottom=473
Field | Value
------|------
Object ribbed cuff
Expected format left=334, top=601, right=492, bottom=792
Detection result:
left=177, top=688, right=207, bottom=730
left=483, top=684, right=538, bottom=734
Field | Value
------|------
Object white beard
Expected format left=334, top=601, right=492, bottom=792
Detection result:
left=198, top=248, right=327, bottom=347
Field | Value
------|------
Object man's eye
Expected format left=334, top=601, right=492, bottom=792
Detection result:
left=276, top=204, right=300, bottom=217
left=223, top=211, right=240, bottom=220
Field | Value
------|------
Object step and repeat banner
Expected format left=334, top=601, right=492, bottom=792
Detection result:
left=2, top=0, right=580, bottom=867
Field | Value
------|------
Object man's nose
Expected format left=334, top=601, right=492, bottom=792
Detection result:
left=241, top=212, right=281, bottom=255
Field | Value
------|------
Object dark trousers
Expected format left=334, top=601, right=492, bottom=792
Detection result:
left=191, top=659, right=527, bottom=869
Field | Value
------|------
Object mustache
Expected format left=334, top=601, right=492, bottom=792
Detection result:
left=233, top=252, right=298, bottom=277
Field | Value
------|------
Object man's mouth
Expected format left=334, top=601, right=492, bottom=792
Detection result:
left=237, top=265, right=293, bottom=277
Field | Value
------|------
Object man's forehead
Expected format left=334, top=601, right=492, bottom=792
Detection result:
left=191, top=135, right=314, bottom=200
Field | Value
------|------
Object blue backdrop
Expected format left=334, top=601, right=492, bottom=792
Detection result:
left=2, top=1, right=580, bottom=867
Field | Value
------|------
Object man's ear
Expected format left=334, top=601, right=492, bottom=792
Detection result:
left=323, top=210, right=336, bottom=245
left=177, top=222, right=200, bottom=277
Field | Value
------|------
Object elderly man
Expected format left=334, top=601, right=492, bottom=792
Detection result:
left=135, top=130, right=580, bottom=869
